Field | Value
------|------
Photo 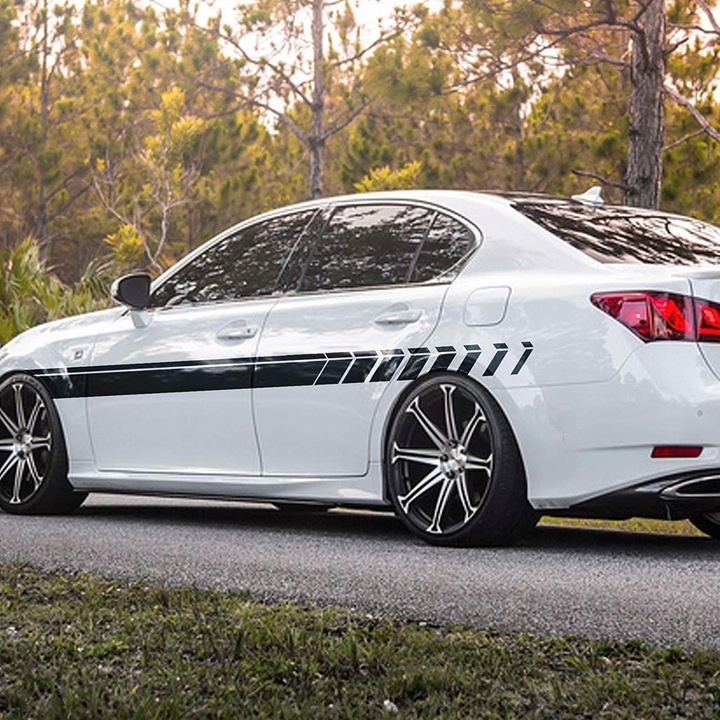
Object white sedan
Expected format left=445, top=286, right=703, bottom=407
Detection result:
left=3, top=188, right=720, bottom=546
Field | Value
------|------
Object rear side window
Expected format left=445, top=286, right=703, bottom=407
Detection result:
left=150, top=210, right=318, bottom=306
left=299, top=203, right=476, bottom=292
left=412, top=213, right=475, bottom=282
left=515, top=201, right=720, bottom=265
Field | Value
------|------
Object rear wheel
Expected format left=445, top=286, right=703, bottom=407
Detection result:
left=689, top=512, right=720, bottom=539
left=0, top=373, right=86, bottom=515
left=385, top=373, right=537, bottom=546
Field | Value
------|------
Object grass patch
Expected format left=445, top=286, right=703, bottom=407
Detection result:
left=1, top=564, right=719, bottom=719
left=540, top=516, right=704, bottom=537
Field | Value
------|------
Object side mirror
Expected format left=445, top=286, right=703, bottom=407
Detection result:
left=111, top=273, right=151, bottom=310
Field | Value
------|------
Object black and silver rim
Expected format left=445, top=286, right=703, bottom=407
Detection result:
left=0, top=380, right=52, bottom=506
left=389, top=381, right=493, bottom=536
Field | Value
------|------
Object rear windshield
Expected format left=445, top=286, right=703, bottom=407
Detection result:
left=513, top=201, right=720, bottom=265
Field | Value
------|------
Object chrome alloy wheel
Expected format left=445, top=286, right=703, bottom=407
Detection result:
left=0, top=380, right=52, bottom=506
left=389, top=380, right=494, bottom=537
left=0, top=373, right=84, bottom=515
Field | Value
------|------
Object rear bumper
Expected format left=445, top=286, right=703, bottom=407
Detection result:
left=548, top=472, right=720, bottom=521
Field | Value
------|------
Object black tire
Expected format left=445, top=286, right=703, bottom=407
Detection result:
left=385, top=373, right=538, bottom=547
left=0, top=373, right=87, bottom=515
left=689, top=512, right=720, bottom=539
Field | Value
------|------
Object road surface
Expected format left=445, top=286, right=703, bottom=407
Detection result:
left=0, top=495, right=718, bottom=649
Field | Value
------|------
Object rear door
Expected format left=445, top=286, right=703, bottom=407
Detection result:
left=253, top=202, right=477, bottom=477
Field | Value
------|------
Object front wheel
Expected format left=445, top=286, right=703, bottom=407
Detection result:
left=385, top=373, right=537, bottom=547
left=0, top=373, right=86, bottom=515
left=689, top=512, right=720, bottom=539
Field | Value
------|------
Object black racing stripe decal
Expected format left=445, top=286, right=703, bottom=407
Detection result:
left=30, top=341, right=534, bottom=400
left=369, top=349, right=405, bottom=383
left=483, top=343, right=509, bottom=377
left=457, top=344, right=481, bottom=375
left=398, top=347, right=431, bottom=381
left=89, top=363, right=252, bottom=397
left=511, top=342, right=534, bottom=375
left=429, top=346, right=456, bottom=372
left=342, top=351, right=379, bottom=384
left=315, top=352, right=354, bottom=385
left=254, top=354, right=326, bottom=389
left=32, top=370, right=86, bottom=400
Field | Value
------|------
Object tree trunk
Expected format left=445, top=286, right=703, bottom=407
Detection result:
left=36, top=0, right=50, bottom=248
left=308, top=0, right=325, bottom=199
left=624, top=0, right=665, bottom=208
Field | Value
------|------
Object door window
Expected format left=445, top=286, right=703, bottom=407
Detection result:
left=299, top=203, right=476, bottom=293
left=150, top=209, right=319, bottom=307
left=300, top=204, right=434, bottom=292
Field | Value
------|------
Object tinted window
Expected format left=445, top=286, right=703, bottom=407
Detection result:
left=514, top=201, right=720, bottom=265
left=412, top=213, right=475, bottom=282
left=300, top=204, right=434, bottom=292
left=150, top=210, right=317, bottom=306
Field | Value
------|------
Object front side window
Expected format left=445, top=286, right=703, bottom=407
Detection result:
left=150, top=210, right=318, bottom=307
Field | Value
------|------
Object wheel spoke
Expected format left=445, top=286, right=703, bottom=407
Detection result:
left=0, top=438, right=15, bottom=452
left=0, top=405, right=18, bottom=436
left=13, top=384, right=26, bottom=430
left=0, top=452, right=19, bottom=483
left=29, top=433, right=51, bottom=452
left=427, top=477, right=454, bottom=534
left=465, top=452, right=493, bottom=475
left=391, top=443, right=440, bottom=467
left=26, top=453, right=43, bottom=490
left=460, top=402, right=486, bottom=447
left=10, top=459, right=25, bottom=504
left=455, top=472, right=478, bottom=522
left=26, top=395, right=44, bottom=434
left=441, top=384, right=459, bottom=440
left=407, top=397, right=447, bottom=450
left=398, top=466, right=445, bottom=513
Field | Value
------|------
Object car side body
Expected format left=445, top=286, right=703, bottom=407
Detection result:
left=2, top=189, right=720, bottom=545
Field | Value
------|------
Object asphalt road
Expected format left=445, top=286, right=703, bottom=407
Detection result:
left=1, top=494, right=718, bottom=650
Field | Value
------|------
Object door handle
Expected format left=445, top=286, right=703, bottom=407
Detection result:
left=374, top=310, right=422, bottom=326
left=216, top=324, right=258, bottom=340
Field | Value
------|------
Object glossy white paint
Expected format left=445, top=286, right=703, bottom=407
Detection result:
left=2, top=190, right=720, bottom=514
left=254, top=283, right=448, bottom=476
left=88, top=297, right=277, bottom=475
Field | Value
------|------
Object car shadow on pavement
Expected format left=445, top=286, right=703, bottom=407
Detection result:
left=77, top=497, right=410, bottom=541
left=76, top=496, right=720, bottom=555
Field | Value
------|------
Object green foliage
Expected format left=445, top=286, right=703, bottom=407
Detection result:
left=354, top=161, right=423, bottom=192
left=0, top=239, right=109, bottom=343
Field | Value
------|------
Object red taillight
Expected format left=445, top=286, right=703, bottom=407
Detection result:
left=591, top=292, right=694, bottom=341
left=696, top=299, right=720, bottom=342
left=592, top=291, right=720, bottom=343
